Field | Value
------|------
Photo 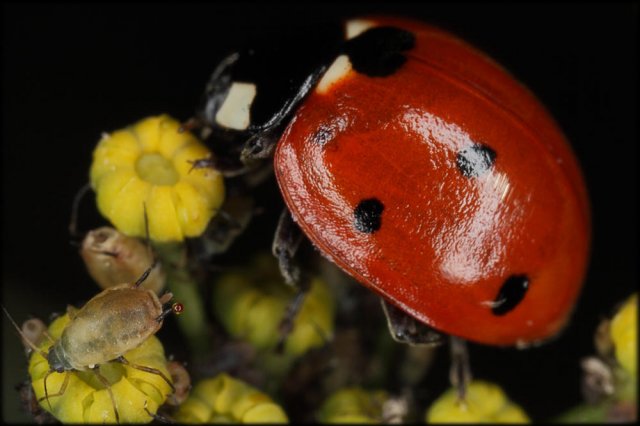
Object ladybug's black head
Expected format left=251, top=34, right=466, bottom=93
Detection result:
left=199, top=52, right=258, bottom=132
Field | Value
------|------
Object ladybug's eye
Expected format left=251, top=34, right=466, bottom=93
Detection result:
left=491, top=275, right=529, bottom=316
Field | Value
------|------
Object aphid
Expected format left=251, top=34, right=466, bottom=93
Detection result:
left=3, top=265, right=183, bottom=423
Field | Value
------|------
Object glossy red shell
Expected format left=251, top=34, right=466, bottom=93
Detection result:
left=274, top=17, right=590, bottom=346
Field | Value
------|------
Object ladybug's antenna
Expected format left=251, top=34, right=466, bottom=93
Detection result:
left=1, top=305, right=49, bottom=358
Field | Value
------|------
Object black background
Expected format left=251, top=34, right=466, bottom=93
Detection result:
left=2, top=3, right=637, bottom=422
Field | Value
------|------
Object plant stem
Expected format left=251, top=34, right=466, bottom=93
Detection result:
left=154, top=242, right=211, bottom=359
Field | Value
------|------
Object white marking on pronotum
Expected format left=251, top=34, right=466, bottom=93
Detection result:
left=316, top=55, right=352, bottom=94
left=215, top=82, right=257, bottom=130
left=345, top=19, right=377, bottom=39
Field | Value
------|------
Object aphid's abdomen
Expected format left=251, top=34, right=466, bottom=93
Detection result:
left=60, top=285, right=163, bottom=369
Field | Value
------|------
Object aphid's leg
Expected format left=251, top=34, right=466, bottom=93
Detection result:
left=92, top=366, right=119, bottom=423
left=381, top=299, right=444, bottom=345
left=38, top=370, right=70, bottom=412
left=69, top=182, right=92, bottom=237
left=115, top=356, right=176, bottom=394
left=272, top=209, right=312, bottom=352
left=449, top=336, right=472, bottom=402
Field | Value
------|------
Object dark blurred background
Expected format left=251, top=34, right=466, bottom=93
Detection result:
left=2, top=3, right=637, bottom=422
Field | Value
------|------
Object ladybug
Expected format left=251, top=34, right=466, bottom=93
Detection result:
left=195, top=16, right=590, bottom=348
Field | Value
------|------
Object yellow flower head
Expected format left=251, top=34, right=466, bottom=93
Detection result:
left=426, top=380, right=530, bottom=423
left=28, top=313, right=173, bottom=423
left=213, top=254, right=335, bottom=357
left=174, top=373, right=288, bottom=423
left=90, top=115, right=224, bottom=242
left=316, top=387, right=390, bottom=423
left=610, top=293, right=637, bottom=377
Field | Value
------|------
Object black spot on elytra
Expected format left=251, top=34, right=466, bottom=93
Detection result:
left=491, top=275, right=529, bottom=316
left=354, top=198, right=384, bottom=233
left=344, top=27, right=416, bottom=77
left=456, top=144, right=497, bottom=178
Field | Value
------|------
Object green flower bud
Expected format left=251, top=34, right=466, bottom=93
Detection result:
left=316, top=387, right=390, bottom=423
left=174, top=373, right=288, bottom=423
left=426, top=380, right=530, bottom=423
left=610, top=293, right=637, bottom=377
left=213, top=254, right=335, bottom=357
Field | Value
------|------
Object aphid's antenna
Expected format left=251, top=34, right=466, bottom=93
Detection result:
left=156, top=303, right=184, bottom=323
left=133, top=202, right=159, bottom=289
left=143, top=202, right=151, bottom=255
left=134, top=259, right=159, bottom=288
left=1, top=305, right=49, bottom=358
left=69, top=182, right=92, bottom=237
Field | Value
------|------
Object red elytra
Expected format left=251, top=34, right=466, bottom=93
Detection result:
left=274, top=17, right=590, bottom=346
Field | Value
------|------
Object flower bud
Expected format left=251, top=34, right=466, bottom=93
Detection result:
left=316, top=387, right=391, bottom=423
left=610, top=293, right=637, bottom=377
left=80, top=227, right=165, bottom=294
left=90, top=115, right=225, bottom=242
left=426, top=380, right=530, bottom=423
left=174, top=373, right=288, bottom=423
left=213, top=254, right=335, bottom=357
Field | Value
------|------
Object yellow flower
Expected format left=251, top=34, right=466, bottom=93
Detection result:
left=316, top=387, right=390, bottom=423
left=90, top=115, right=224, bottom=242
left=426, top=380, right=530, bottom=423
left=28, top=313, right=173, bottom=423
left=213, top=254, right=335, bottom=357
left=174, top=373, right=288, bottom=423
left=610, top=293, right=637, bottom=377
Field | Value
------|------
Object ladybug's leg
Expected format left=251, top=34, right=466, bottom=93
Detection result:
left=381, top=299, right=444, bottom=345
left=240, top=65, right=328, bottom=167
left=272, top=209, right=304, bottom=287
left=143, top=400, right=175, bottom=424
left=272, top=208, right=312, bottom=350
left=449, top=336, right=472, bottom=401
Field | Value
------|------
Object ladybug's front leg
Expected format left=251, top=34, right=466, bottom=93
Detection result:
left=381, top=300, right=472, bottom=399
left=240, top=127, right=281, bottom=167
left=272, top=208, right=312, bottom=350
left=381, top=299, right=444, bottom=346
left=449, top=336, right=472, bottom=401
